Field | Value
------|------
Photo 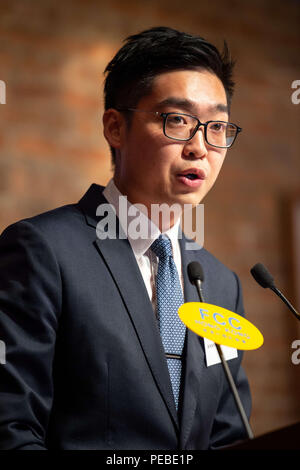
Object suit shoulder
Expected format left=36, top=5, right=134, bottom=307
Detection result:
left=1, top=203, right=82, bottom=236
left=0, top=200, right=89, bottom=258
left=1, top=183, right=104, bottom=238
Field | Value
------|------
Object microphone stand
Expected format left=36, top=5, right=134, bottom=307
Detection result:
left=270, top=286, right=300, bottom=322
left=193, top=279, right=254, bottom=440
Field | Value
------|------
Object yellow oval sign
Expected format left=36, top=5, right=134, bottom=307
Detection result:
left=178, top=302, right=264, bottom=350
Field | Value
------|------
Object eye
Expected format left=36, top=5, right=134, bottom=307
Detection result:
left=210, top=122, right=226, bottom=132
left=167, top=114, right=187, bottom=126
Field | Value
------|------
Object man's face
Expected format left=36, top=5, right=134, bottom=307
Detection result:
left=113, top=68, right=229, bottom=211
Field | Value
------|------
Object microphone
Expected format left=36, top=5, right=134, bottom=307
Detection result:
left=187, top=261, right=254, bottom=440
left=187, top=261, right=204, bottom=302
left=250, top=263, right=300, bottom=322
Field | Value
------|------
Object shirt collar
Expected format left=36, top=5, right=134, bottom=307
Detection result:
left=103, top=178, right=181, bottom=258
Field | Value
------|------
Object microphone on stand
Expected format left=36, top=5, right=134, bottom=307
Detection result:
left=250, top=263, right=300, bottom=322
left=187, top=261, right=254, bottom=440
left=187, top=261, right=205, bottom=301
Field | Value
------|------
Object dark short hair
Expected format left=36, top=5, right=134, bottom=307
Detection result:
left=104, top=26, right=235, bottom=165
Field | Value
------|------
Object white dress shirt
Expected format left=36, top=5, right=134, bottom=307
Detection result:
left=103, top=179, right=184, bottom=313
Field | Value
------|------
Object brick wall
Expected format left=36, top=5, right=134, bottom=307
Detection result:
left=0, top=0, right=299, bottom=439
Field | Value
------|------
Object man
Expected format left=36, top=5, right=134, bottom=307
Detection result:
left=0, top=26, right=251, bottom=450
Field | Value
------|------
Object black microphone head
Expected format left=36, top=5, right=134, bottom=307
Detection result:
left=187, top=261, right=204, bottom=284
left=250, top=263, right=275, bottom=289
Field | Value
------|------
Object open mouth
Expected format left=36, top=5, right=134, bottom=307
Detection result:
left=177, top=168, right=206, bottom=187
left=177, top=168, right=206, bottom=179
left=184, top=173, right=199, bottom=180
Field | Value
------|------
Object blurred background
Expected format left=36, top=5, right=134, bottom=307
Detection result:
left=0, top=0, right=299, bottom=438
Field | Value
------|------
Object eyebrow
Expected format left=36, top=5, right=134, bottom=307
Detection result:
left=155, top=97, right=229, bottom=115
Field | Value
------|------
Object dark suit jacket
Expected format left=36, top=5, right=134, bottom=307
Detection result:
left=0, top=184, right=251, bottom=450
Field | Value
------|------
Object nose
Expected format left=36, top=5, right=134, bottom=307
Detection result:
left=182, top=126, right=208, bottom=160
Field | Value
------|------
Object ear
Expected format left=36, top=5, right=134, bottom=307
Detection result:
left=102, top=109, right=125, bottom=150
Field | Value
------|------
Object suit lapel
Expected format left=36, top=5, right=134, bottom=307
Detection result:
left=77, top=184, right=179, bottom=430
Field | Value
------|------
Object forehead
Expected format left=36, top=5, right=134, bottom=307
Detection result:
left=140, top=68, right=228, bottom=115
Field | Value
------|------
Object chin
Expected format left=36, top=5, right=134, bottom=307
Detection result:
left=178, top=190, right=204, bottom=205
left=166, top=195, right=199, bottom=209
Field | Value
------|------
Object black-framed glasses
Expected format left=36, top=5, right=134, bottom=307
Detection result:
left=117, top=108, right=242, bottom=149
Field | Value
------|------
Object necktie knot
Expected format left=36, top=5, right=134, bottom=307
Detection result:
left=151, top=235, right=173, bottom=260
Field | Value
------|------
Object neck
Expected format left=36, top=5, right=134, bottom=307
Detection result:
left=113, top=178, right=182, bottom=233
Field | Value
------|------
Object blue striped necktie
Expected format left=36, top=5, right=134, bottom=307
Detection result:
left=151, top=234, right=186, bottom=410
